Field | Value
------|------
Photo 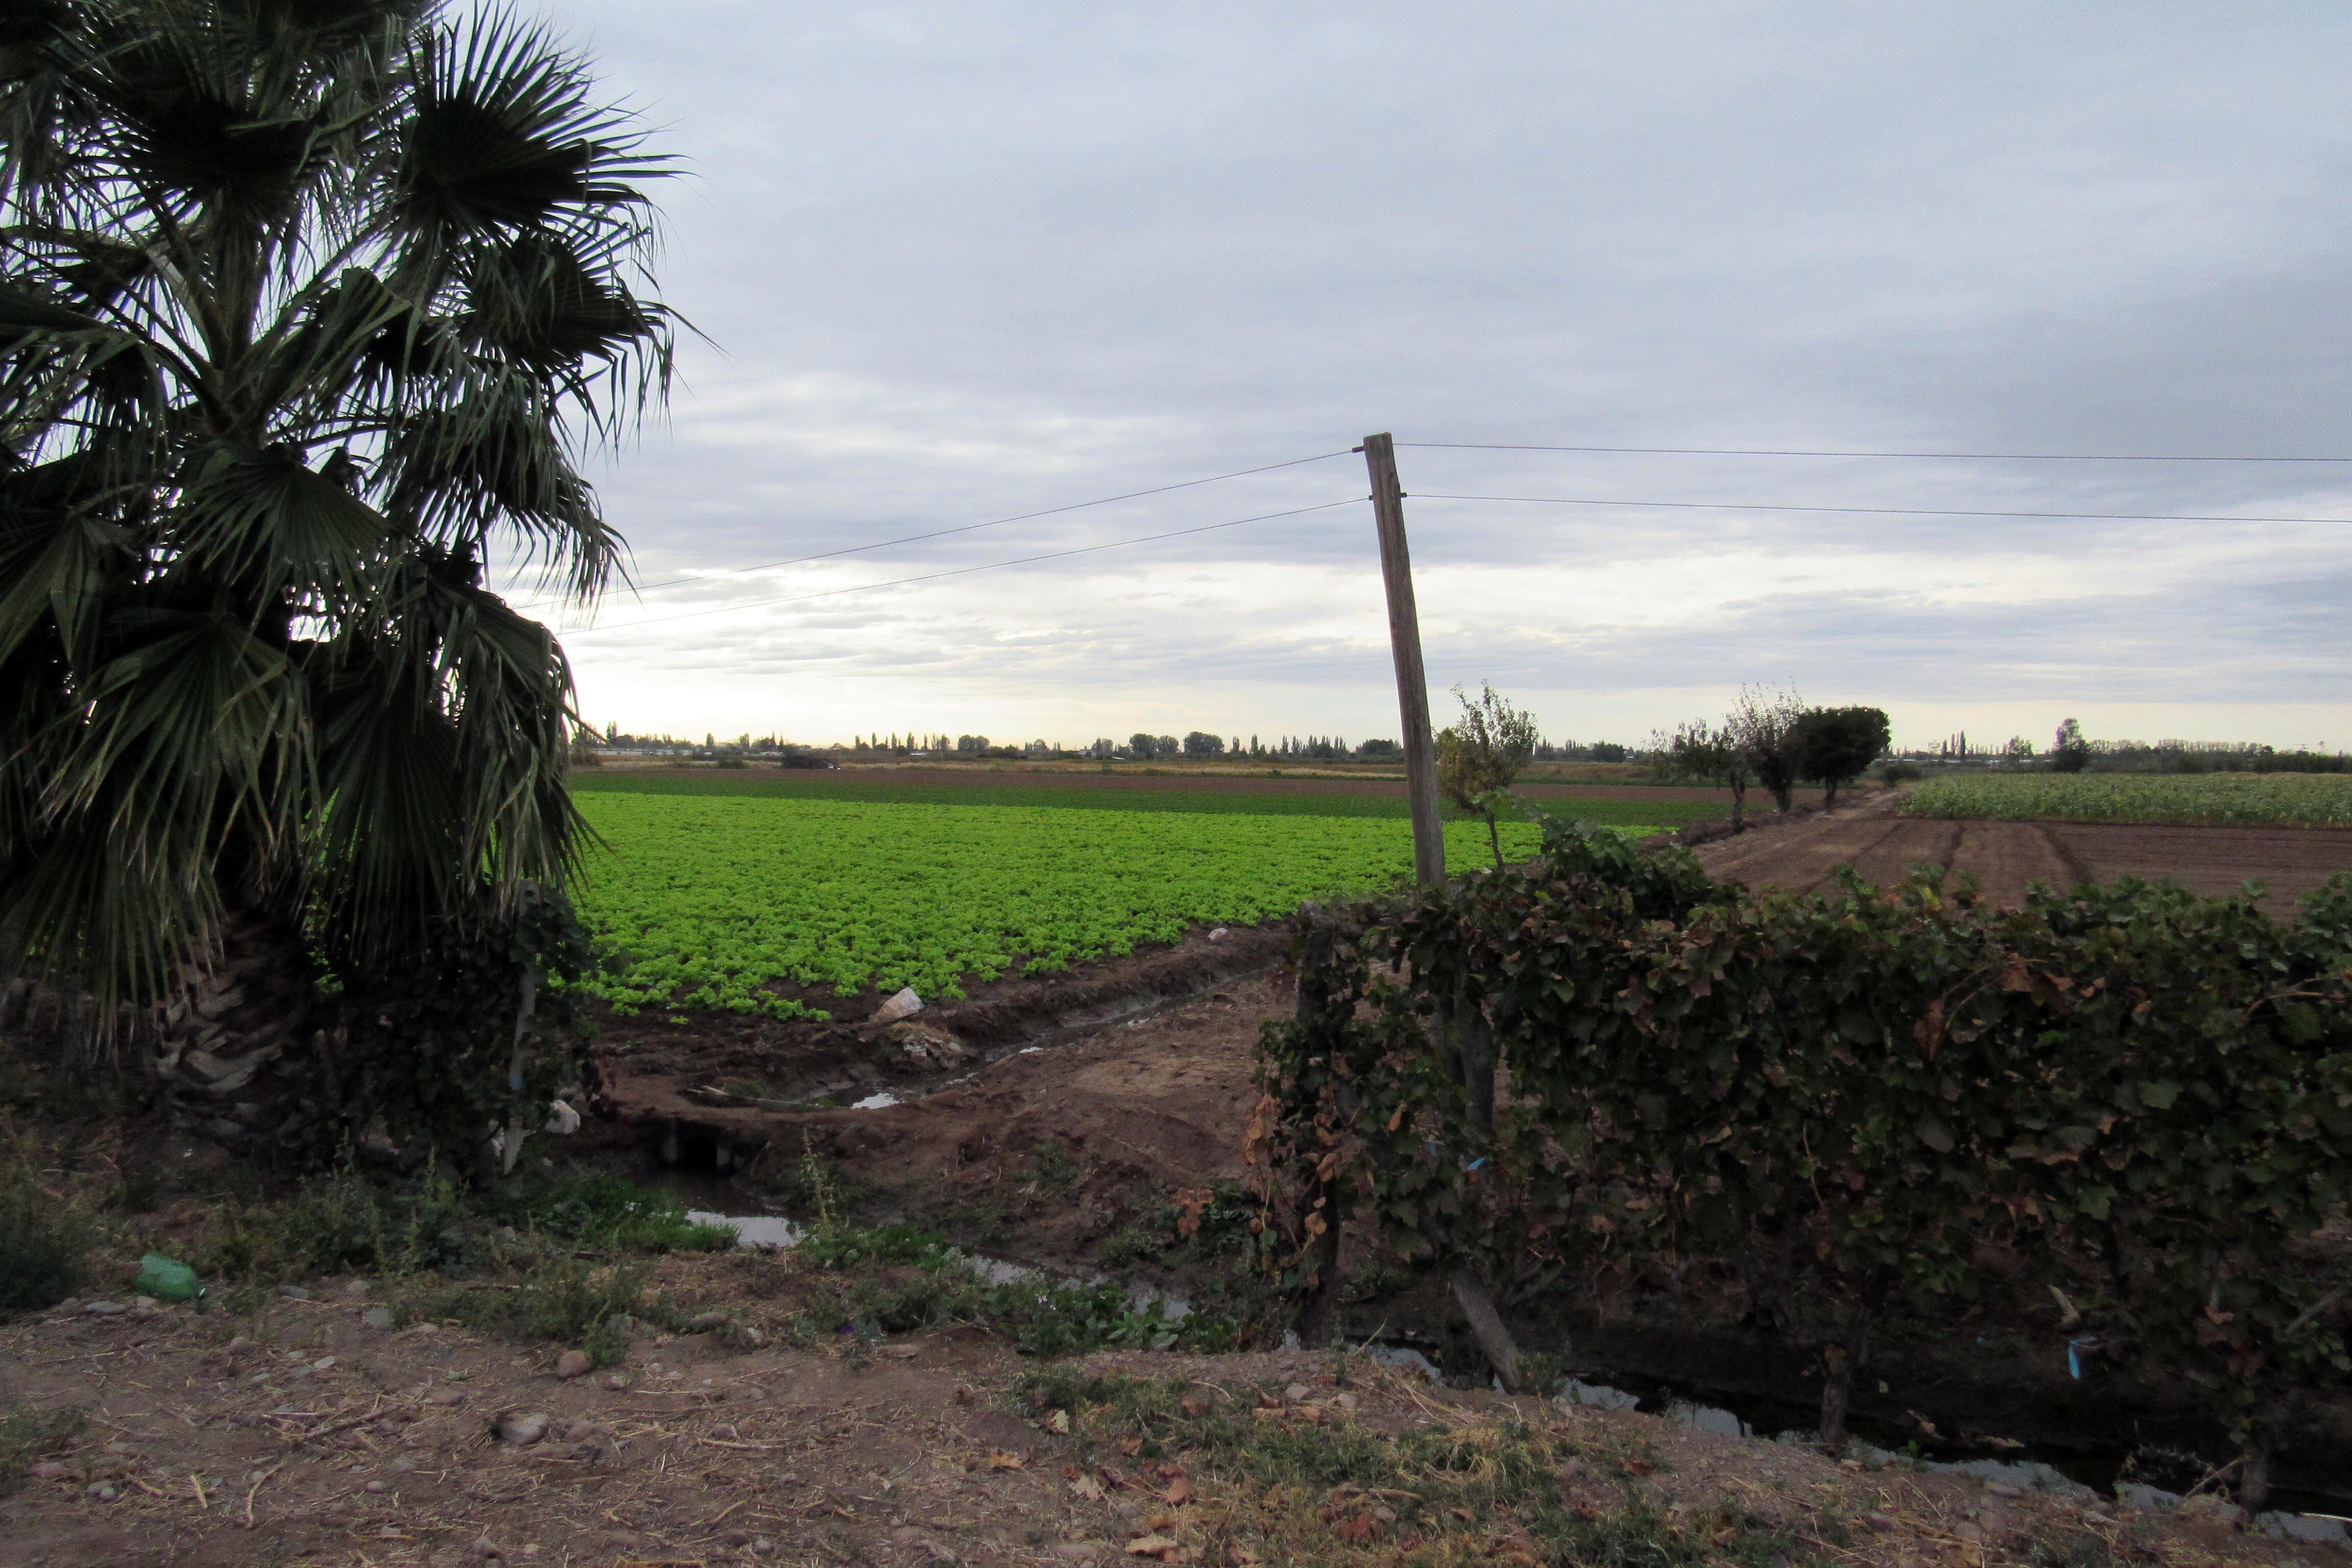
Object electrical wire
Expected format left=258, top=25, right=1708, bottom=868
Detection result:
left=1406, top=493, right=2352, bottom=526
left=557, top=496, right=1364, bottom=638
left=499, top=447, right=1357, bottom=609
left=1398, top=442, right=2352, bottom=462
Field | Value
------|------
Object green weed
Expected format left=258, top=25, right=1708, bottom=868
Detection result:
left=0, top=1146, right=90, bottom=1315
left=1019, top=1370, right=1815, bottom=1567
left=0, top=1403, right=83, bottom=1496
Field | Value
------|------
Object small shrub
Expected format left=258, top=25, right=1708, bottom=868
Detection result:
left=1025, top=1140, right=1080, bottom=1192
left=0, top=1155, right=89, bottom=1315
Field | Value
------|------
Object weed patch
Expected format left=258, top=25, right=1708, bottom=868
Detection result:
left=0, top=1403, right=82, bottom=1496
left=1018, top=1370, right=1823, bottom=1568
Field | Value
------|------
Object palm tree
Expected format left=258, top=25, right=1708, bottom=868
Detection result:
left=0, top=0, right=673, bottom=1154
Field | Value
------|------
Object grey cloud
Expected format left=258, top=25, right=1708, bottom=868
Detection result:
left=541, top=0, right=2351, bottom=743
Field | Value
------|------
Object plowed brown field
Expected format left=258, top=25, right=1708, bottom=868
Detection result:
left=1700, top=795, right=2352, bottom=912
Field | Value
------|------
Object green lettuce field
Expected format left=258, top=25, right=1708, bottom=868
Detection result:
left=1901, top=771, right=2352, bottom=828
left=570, top=792, right=1561, bottom=1018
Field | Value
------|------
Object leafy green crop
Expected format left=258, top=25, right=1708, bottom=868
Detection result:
left=1903, top=771, right=2352, bottom=827
left=570, top=795, right=1561, bottom=1016
left=571, top=770, right=1723, bottom=830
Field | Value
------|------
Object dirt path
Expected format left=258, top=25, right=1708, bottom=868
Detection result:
left=0, top=1279, right=2317, bottom=1567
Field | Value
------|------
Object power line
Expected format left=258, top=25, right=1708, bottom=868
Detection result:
left=1398, top=442, right=2352, bottom=462
left=557, top=496, right=1363, bottom=638
left=501, top=447, right=1357, bottom=609
left=1407, top=493, right=2352, bottom=526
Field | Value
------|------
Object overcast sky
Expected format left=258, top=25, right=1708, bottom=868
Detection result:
left=522, top=2, right=2352, bottom=752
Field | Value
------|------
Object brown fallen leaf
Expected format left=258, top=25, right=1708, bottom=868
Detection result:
left=988, top=1450, right=1027, bottom=1472
left=1118, top=1437, right=1144, bottom=1457
left=1164, top=1477, right=1194, bottom=1506
left=1047, top=1409, right=1071, bottom=1435
left=1335, top=1512, right=1379, bottom=1545
left=1125, top=1535, right=1181, bottom=1558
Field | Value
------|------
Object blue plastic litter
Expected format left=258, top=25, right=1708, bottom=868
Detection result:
left=2067, top=1336, right=2101, bottom=1378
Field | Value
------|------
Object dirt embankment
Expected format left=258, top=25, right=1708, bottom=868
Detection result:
left=7, top=1299, right=2317, bottom=1568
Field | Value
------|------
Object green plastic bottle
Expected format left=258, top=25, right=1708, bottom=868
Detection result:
left=135, top=1253, right=204, bottom=1306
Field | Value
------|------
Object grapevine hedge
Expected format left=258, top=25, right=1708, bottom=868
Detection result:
left=1249, top=820, right=2352, bottom=1505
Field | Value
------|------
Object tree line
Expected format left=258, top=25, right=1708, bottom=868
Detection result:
left=1655, top=689, right=1892, bottom=829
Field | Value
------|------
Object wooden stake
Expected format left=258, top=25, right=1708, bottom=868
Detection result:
left=1362, top=433, right=1444, bottom=887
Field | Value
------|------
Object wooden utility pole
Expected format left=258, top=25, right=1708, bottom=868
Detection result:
left=1362, top=433, right=1445, bottom=887
left=1363, top=433, right=1525, bottom=1390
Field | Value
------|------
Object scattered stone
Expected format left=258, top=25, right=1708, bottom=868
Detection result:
left=1985, top=1481, right=2024, bottom=1498
left=364, top=1479, right=388, bottom=1493
left=468, top=1537, right=502, bottom=1559
left=132, top=1295, right=158, bottom=1310
left=554, top=1350, right=593, bottom=1380
left=496, top=1411, right=549, bottom=1447
left=29, top=1462, right=65, bottom=1481
left=225, top=1335, right=251, bottom=1354
left=82, top=1301, right=125, bottom=1317
left=602, top=1373, right=630, bottom=1391
left=1208, top=927, right=1229, bottom=942
left=1283, top=1383, right=1313, bottom=1405
left=342, top=1279, right=370, bottom=1300
left=86, top=1481, right=120, bottom=1502
left=312, top=1356, right=336, bottom=1372
left=873, top=986, right=924, bottom=1022
left=362, top=1307, right=395, bottom=1331
left=278, top=1285, right=310, bottom=1301
left=2117, top=1482, right=2183, bottom=1512
left=2260, top=1512, right=2351, bottom=1545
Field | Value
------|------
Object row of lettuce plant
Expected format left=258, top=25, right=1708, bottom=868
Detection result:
left=1246, top=822, right=2352, bottom=1509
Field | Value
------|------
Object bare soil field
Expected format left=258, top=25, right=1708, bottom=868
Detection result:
left=1702, top=797, right=2352, bottom=912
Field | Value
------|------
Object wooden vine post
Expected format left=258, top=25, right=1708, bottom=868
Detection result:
left=1360, top=433, right=1525, bottom=1390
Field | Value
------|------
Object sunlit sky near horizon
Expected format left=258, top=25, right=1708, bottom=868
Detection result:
left=517, top=3, right=2351, bottom=753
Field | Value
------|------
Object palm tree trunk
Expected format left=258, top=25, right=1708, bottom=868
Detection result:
left=156, top=911, right=332, bottom=1160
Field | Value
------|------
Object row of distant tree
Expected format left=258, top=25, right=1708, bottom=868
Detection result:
left=589, top=726, right=1634, bottom=764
